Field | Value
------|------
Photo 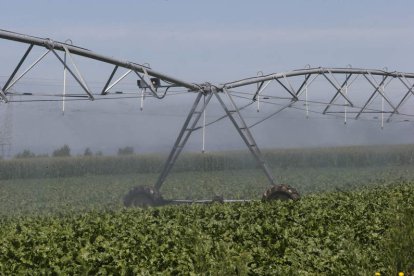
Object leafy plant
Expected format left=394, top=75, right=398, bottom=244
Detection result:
left=1, top=145, right=414, bottom=274
left=0, top=182, right=413, bottom=274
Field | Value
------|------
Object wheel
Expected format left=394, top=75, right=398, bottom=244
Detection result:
left=211, top=195, right=224, bottom=204
left=262, top=184, right=300, bottom=201
left=123, top=186, right=163, bottom=208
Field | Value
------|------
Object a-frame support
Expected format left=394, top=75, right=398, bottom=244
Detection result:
left=154, top=89, right=276, bottom=191
left=213, top=88, right=276, bottom=186
left=154, top=92, right=213, bottom=190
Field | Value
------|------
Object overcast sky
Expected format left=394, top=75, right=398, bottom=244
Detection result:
left=3, top=0, right=414, bottom=81
left=1, top=0, right=413, bottom=156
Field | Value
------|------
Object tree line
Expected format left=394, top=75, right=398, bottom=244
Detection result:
left=13, top=145, right=135, bottom=159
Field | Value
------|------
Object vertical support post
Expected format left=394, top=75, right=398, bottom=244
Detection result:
left=344, top=84, right=347, bottom=124
left=62, top=51, right=67, bottom=115
left=140, top=88, right=145, bottom=111
left=257, top=81, right=262, bottom=112
left=305, top=85, right=309, bottom=119
left=202, top=94, right=206, bottom=153
left=63, top=47, right=94, bottom=100
left=50, top=48, right=94, bottom=100
left=154, top=92, right=213, bottom=191
left=255, top=80, right=272, bottom=112
left=214, top=88, right=277, bottom=186
left=381, top=83, right=385, bottom=129
left=344, top=73, right=350, bottom=125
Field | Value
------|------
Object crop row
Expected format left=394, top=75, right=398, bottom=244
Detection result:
left=2, top=164, right=414, bottom=217
left=0, top=144, right=413, bottom=180
left=0, top=181, right=413, bottom=274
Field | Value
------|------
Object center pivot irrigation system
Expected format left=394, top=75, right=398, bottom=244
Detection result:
left=1, top=29, right=414, bottom=207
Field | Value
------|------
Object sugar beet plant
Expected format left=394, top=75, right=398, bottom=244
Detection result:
left=0, top=181, right=413, bottom=274
left=1, top=145, right=414, bottom=274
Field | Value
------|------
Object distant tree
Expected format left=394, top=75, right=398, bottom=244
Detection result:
left=52, top=145, right=71, bottom=157
left=95, top=151, right=103, bottom=156
left=15, top=149, right=36, bottom=159
left=84, top=147, right=93, bottom=156
left=118, top=146, right=134, bottom=156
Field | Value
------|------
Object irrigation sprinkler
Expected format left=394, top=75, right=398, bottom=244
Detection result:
left=1, top=29, right=414, bottom=207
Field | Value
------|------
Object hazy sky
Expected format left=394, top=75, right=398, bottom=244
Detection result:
left=2, top=0, right=414, bottom=82
left=1, top=0, right=414, bottom=156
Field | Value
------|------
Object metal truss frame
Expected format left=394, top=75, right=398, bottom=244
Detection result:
left=154, top=86, right=276, bottom=191
left=154, top=92, right=213, bottom=190
left=1, top=29, right=414, bottom=192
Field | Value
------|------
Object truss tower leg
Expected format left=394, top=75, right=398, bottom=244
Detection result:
left=154, top=92, right=213, bottom=191
left=214, top=88, right=276, bottom=186
left=154, top=89, right=276, bottom=191
left=154, top=88, right=277, bottom=192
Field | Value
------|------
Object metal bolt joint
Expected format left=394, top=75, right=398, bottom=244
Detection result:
left=193, top=82, right=221, bottom=94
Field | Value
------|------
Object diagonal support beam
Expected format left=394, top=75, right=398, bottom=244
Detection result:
left=199, top=75, right=318, bottom=130
left=252, top=81, right=265, bottom=101
left=248, top=74, right=319, bottom=127
left=103, top=69, right=132, bottom=94
left=295, top=74, right=312, bottom=97
left=294, top=74, right=319, bottom=99
left=322, top=73, right=353, bottom=114
left=387, top=75, right=414, bottom=122
left=274, top=75, right=299, bottom=101
left=192, top=101, right=254, bottom=131
left=154, top=92, right=213, bottom=191
left=255, top=80, right=273, bottom=112
left=364, top=72, right=397, bottom=113
left=1, top=44, right=35, bottom=102
left=63, top=47, right=94, bottom=100
left=214, top=88, right=276, bottom=186
left=2, top=44, right=34, bottom=97
left=355, top=74, right=389, bottom=119
left=0, top=89, right=7, bottom=102
left=4, top=49, right=50, bottom=94
left=101, top=65, right=118, bottom=95
left=50, top=48, right=94, bottom=100
left=273, top=74, right=316, bottom=103
left=249, top=74, right=320, bottom=127
left=322, top=72, right=354, bottom=107
left=249, top=102, right=293, bottom=128
left=0, top=88, right=9, bottom=103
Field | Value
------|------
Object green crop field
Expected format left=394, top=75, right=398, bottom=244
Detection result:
left=0, top=144, right=414, bottom=274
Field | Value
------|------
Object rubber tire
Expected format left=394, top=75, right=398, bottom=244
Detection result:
left=211, top=195, right=224, bottom=204
left=262, top=184, right=300, bottom=201
left=123, top=186, right=162, bottom=208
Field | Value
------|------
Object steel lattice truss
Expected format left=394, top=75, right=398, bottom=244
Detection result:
left=1, top=29, right=414, bottom=190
